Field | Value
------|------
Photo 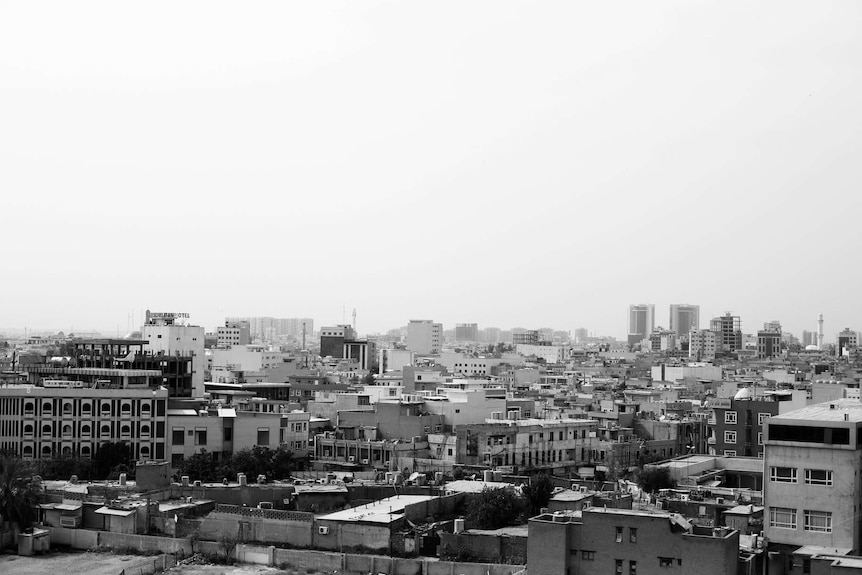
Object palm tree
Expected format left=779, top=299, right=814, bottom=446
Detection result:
left=0, top=455, right=41, bottom=532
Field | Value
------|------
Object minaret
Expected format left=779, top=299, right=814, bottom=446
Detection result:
left=818, top=313, right=824, bottom=350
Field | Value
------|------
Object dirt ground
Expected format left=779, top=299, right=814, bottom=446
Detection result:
left=0, top=550, right=148, bottom=575
left=166, top=565, right=328, bottom=575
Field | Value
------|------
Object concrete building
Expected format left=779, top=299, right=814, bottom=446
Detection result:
left=757, top=329, right=783, bottom=359
left=377, top=348, right=415, bottom=375
left=689, top=329, right=718, bottom=361
left=515, top=344, right=570, bottom=363
left=648, top=329, right=677, bottom=352
left=837, top=328, right=859, bottom=357
left=210, top=345, right=283, bottom=373
left=628, top=304, right=655, bottom=346
left=528, top=507, right=739, bottom=575
left=513, top=329, right=540, bottom=346
left=216, top=321, right=250, bottom=347
left=319, top=325, right=356, bottom=359
left=141, top=311, right=206, bottom=397
left=764, top=400, right=862, bottom=559
left=669, top=304, right=700, bottom=340
left=454, top=323, right=479, bottom=342
left=342, top=339, right=372, bottom=371
left=710, top=313, right=742, bottom=354
left=406, top=320, right=442, bottom=355
left=0, top=385, right=168, bottom=461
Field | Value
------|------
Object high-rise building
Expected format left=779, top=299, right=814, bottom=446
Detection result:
left=482, top=327, right=502, bottom=344
left=406, top=320, right=442, bottom=355
left=574, top=328, right=589, bottom=344
left=802, top=330, right=816, bottom=348
left=217, top=321, right=250, bottom=347
left=836, top=328, right=859, bottom=357
left=710, top=313, right=742, bottom=354
left=669, top=304, right=699, bottom=340
left=455, top=323, right=479, bottom=342
left=141, top=311, right=205, bottom=397
left=628, top=304, right=655, bottom=345
left=320, top=325, right=356, bottom=359
left=757, top=330, right=783, bottom=359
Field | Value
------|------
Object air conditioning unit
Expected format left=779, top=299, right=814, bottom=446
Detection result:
left=60, top=515, right=81, bottom=528
left=716, top=497, right=725, bottom=504
left=361, top=459, right=370, bottom=465
left=348, top=456, right=355, bottom=462
left=318, top=526, right=330, bottom=535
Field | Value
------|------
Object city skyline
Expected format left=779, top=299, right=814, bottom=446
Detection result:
left=2, top=1, right=861, bottom=343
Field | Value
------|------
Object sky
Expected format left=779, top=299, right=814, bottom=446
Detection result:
left=1, top=1, right=861, bottom=340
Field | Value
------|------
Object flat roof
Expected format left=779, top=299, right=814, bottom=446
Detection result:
left=318, top=495, right=435, bottom=523
left=772, top=399, right=862, bottom=423
left=445, top=480, right=519, bottom=494
left=94, top=506, right=136, bottom=517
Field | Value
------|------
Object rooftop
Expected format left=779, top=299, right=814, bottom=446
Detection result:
left=772, top=399, right=862, bottom=423
left=317, top=495, right=435, bottom=523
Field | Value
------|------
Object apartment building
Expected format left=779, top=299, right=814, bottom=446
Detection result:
left=406, top=320, right=442, bottom=355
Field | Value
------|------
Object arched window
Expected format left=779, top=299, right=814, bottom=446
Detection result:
left=140, top=446, right=150, bottom=458
left=42, top=424, right=52, bottom=435
left=141, top=403, right=151, bottom=415
left=41, top=445, right=52, bottom=456
left=42, top=402, right=52, bottom=414
left=23, top=446, right=33, bottom=457
left=101, top=402, right=111, bottom=414
left=62, top=446, right=72, bottom=457
left=24, top=402, right=34, bottom=415
left=120, top=425, right=131, bottom=436
left=63, top=403, right=73, bottom=415
left=81, top=425, right=91, bottom=436
left=62, top=424, right=72, bottom=437
left=121, top=403, right=131, bottom=414
left=81, top=446, right=91, bottom=457
left=82, top=403, right=92, bottom=415
left=24, top=424, right=34, bottom=435
left=101, top=424, right=111, bottom=436
left=140, top=425, right=151, bottom=437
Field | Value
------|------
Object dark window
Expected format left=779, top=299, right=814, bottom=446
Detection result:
left=224, top=428, right=233, bottom=441
left=195, top=429, right=207, bottom=445
left=616, top=526, right=623, bottom=542
left=257, top=429, right=270, bottom=446
left=630, top=528, right=638, bottom=543
left=629, top=560, right=637, bottom=575
left=581, top=551, right=595, bottom=560
left=616, top=559, right=623, bottom=575
left=172, top=428, right=185, bottom=445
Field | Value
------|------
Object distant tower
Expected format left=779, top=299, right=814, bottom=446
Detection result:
left=818, top=313, right=824, bottom=350
left=353, top=308, right=357, bottom=333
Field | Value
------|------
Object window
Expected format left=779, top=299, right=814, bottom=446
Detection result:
left=758, top=412, right=770, bottom=425
left=615, top=559, right=623, bottom=575
left=101, top=424, right=110, bottom=436
left=804, top=510, right=832, bottom=533
left=81, top=446, right=91, bottom=457
left=24, top=403, right=34, bottom=415
left=659, top=557, right=675, bottom=567
left=140, top=446, right=150, bottom=458
left=725, top=411, right=737, bottom=424
left=82, top=403, right=92, bottom=415
left=24, top=424, right=33, bottom=436
left=172, top=428, right=185, bottom=445
left=724, top=450, right=736, bottom=457
left=615, top=526, right=623, bottom=542
left=581, top=551, right=595, bottom=560
left=63, top=403, right=72, bottom=415
left=195, top=429, right=207, bottom=445
left=770, top=467, right=797, bottom=483
left=121, top=403, right=131, bottom=414
left=630, top=528, right=637, bottom=543
left=81, top=424, right=91, bottom=437
left=629, top=560, right=637, bottom=575
left=724, top=431, right=737, bottom=443
left=257, top=428, right=270, bottom=446
left=805, top=469, right=833, bottom=486
left=224, top=428, right=233, bottom=442
left=758, top=432, right=763, bottom=445
left=42, top=402, right=52, bottom=414
left=769, top=507, right=797, bottom=529
left=141, top=403, right=151, bottom=415
left=141, top=425, right=151, bottom=437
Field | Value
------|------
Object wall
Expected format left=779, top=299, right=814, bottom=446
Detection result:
left=438, top=531, right=527, bottom=564
left=273, top=548, right=524, bottom=575
left=197, top=505, right=313, bottom=547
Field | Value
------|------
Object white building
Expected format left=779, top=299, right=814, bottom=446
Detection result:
left=406, top=320, right=442, bottom=355
left=515, top=344, right=570, bottom=364
left=210, top=345, right=283, bottom=372
left=142, top=311, right=206, bottom=397
left=689, top=329, right=718, bottom=361
left=378, top=348, right=415, bottom=374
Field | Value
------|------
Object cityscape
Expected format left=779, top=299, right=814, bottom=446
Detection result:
left=2, top=306, right=862, bottom=575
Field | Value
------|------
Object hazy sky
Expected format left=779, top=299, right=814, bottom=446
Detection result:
left=2, top=1, right=861, bottom=339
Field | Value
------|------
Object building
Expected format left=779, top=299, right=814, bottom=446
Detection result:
left=455, top=323, right=479, bottom=342
left=802, top=330, right=816, bottom=348
left=669, top=304, right=700, bottom=340
left=689, top=330, right=718, bottom=361
left=628, top=304, right=655, bottom=346
left=225, top=317, right=315, bottom=341
left=0, top=385, right=168, bottom=461
left=648, top=328, right=677, bottom=352
left=141, top=311, right=206, bottom=397
left=757, top=329, right=783, bottom=359
left=342, top=339, right=373, bottom=371
left=216, top=321, right=250, bottom=347
left=377, top=348, right=415, bottom=374
left=513, top=329, right=540, bottom=346
left=837, top=328, right=859, bottom=357
left=528, top=507, right=739, bottom=575
left=764, top=399, right=862, bottom=557
left=574, top=328, right=589, bottom=343
left=319, top=325, right=356, bottom=359
left=710, top=313, right=742, bottom=354
left=406, top=320, right=442, bottom=355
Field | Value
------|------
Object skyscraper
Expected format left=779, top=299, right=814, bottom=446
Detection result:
left=628, top=304, right=655, bottom=345
left=669, top=304, right=700, bottom=340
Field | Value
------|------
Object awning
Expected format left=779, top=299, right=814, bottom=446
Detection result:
left=94, top=506, right=135, bottom=517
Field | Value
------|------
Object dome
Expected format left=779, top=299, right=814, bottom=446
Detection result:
left=124, top=331, right=143, bottom=340
left=734, top=387, right=752, bottom=400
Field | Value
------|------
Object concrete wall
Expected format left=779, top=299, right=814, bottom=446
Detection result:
left=439, top=531, right=527, bottom=564
left=47, top=527, right=194, bottom=555
left=273, top=548, right=524, bottom=575
left=197, top=505, right=313, bottom=547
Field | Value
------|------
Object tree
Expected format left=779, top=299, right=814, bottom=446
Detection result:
left=179, top=449, right=220, bottom=482
left=522, top=474, right=554, bottom=516
left=466, top=486, right=527, bottom=529
left=636, top=466, right=675, bottom=494
left=0, top=455, right=41, bottom=531
left=94, top=441, right=132, bottom=479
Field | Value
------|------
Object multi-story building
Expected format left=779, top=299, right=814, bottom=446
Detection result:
left=764, top=399, right=862, bottom=559
left=216, top=321, right=250, bottom=347
left=628, top=304, right=655, bottom=346
left=710, top=313, right=742, bottom=354
left=757, top=329, right=783, bottom=359
left=343, top=339, right=373, bottom=371
left=141, top=311, right=205, bottom=397
left=689, top=329, right=718, bottom=361
left=669, top=304, right=700, bottom=340
left=319, top=325, right=356, bottom=359
left=377, top=348, right=415, bottom=375
left=708, top=396, right=780, bottom=458
left=648, top=328, right=677, bottom=352
left=574, top=328, right=589, bottom=343
left=406, top=320, right=442, bottom=355
left=528, top=508, right=739, bottom=575
left=482, top=327, right=502, bottom=344
left=512, top=329, right=540, bottom=346
left=0, top=384, right=168, bottom=461
left=802, top=330, right=816, bottom=348
left=836, top=328, right=859, bottom=357
left=454, top=323, right=479, bottom=342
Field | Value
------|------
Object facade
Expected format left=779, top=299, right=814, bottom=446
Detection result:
left=648, top=329, right=677, bottom=352
left=0, top=385, right=168, bottom=461
left=669, top=304, right=700, bottom=340
left=210, top=345, right=283, bottom=372
left=757, top=330, right=783, bottom=359
left=708, top=397, right=780, bottom=457
left=377, top=348, right=415, bottom=374
left=528, top=508, right=739, bottom=575
left=764, top=399, right=862, bottom=554
left=216, top=321, right=250, bottom=347
left=406, top=320, right=442, bottom=355
left=688, top=330, right=718, bottom=361
left=513, top=329, right=540, bottom=346
left=454, top=323, right=479, bottom=342
left=225, top=317, right=314, bottom=340
left=141, top=311, right=206, bottom=397
left=628, top=304, right=655, bottom=346
left=342, top=339, right=372, bottom=371
left=836, top=328, right=859, bottom=357
left=710, top=313, right=742, bottom=354
left=319, top=325, right=356, bottom=359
